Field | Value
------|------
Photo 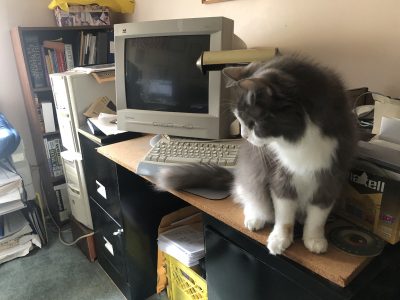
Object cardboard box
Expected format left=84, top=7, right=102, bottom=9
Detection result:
left=54, top=5, right=110, bottom=27
left=337, top=163, right=400, bottom=244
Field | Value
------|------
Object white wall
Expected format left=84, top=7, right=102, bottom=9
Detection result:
left=128, top=0, right=400, bottom=96
left=0, top=0, right=55, bottom=196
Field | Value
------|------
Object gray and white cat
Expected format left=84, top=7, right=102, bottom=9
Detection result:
left=156, top=55, right=357, bottom=255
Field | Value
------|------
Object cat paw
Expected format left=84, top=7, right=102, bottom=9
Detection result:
left=303, top=237, right=328, bottom=254
left=267, top=231, right=293, bottom=255
left=244, top=217, right=266, bottom=231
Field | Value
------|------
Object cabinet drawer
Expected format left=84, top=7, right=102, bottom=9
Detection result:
left=85, top=148, right=121, bottom=223
left=92, top=158, right=120, bottom=216
left=90, top=197, right=126, bottom=278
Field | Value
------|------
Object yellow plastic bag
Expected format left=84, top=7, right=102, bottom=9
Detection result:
left=48, top=0, right=135, bottom=13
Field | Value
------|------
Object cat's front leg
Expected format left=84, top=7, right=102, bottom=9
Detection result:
left=267, top=193, right=297, bottom=255
left=302, top=204, right=333, bottom=254
left=234, top=184, right=274, bottom=231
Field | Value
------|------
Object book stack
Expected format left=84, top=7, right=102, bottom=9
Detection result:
left=43, top=136, right=63, bottom=178
left=78, top=31, right=112, bottom=66
left=0, top=210, right=41, bottom=264
left=42, top=39, right=75, bottom=78
left=25, top=31, right=114, bottom=89
left=158, top=223, right=205, bottom=267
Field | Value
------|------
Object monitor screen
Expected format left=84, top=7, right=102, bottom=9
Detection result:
left=124, top=35, right=210, bottom=114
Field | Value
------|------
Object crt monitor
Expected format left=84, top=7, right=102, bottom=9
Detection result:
left=114, top=17, right=235, bottom=139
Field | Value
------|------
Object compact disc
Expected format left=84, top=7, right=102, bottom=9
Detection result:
left=328, top=226, right=386, bottom=257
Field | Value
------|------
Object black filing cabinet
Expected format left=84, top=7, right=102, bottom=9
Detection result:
left=79, top=130, right=137, bottom=297
left=79, top=130, right=186, bottom=300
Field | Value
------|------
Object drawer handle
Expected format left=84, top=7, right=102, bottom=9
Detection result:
left=96, top=180, right=107, bottom=199
left=103, top=236, right=114, bottom=256
left=113, top=229, right=124, bottom=236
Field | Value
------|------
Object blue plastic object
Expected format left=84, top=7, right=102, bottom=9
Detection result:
left=0, top=113, right=21, bottom=159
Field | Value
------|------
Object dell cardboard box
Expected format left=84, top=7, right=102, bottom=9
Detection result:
left=337, top=154, right=400, bottom=244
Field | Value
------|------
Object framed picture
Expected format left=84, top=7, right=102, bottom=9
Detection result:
left=202, top=0, right=231, bottom=4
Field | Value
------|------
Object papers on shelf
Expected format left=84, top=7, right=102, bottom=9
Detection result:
left=0, top=200, right=25, bottom=216
left=0, top=210, right=41, bottom=264
left=72, top=63, right=115, bottom=74
left=0, top=165, right=23, bottom=215
left=158, top=223, right=205, bottom=267
left=0, top=166, right=22, bottom=194
left=88, top=115, right=125, bottom=136
left=358, top=116, right=400, bottom=173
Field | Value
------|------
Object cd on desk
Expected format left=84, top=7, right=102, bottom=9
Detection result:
left=328, top=226, right=386, bottom=257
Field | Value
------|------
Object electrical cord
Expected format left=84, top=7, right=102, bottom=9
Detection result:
left=40, top=180, right=94, bottom=247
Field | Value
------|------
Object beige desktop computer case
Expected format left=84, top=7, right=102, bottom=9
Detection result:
left=50, top=71, right=116, bottom=230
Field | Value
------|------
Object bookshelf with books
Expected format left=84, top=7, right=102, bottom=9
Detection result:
left=11, top=26, right=114, bottom=226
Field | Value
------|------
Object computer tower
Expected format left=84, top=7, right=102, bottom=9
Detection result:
left=50, top=71, right=115, bottom=230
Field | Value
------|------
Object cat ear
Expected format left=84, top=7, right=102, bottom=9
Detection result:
left=222, top=66, right=245, bottom=87
left=237, top=79, right=257, bottom=91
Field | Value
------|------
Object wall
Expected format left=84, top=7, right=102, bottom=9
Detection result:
left=128, top=0, right=400, bottom=96
left=0, top=0, right=56, bottom=196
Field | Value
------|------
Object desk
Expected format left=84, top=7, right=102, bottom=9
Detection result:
left=97, top=135, right=400, bottom=300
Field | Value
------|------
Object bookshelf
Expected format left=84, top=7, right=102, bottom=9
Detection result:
left=11, top=26, right=114, bottom=226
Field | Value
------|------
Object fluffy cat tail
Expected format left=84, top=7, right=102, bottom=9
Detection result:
left=155, top=164, right=234, bottom=191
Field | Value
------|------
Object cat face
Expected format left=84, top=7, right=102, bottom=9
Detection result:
left=223, top=61, right=306, bottom=146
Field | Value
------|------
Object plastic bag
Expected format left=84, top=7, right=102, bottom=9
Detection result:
left=48, top=0, right=135, bottom=13
left=0, top=113, right=20, bottom=159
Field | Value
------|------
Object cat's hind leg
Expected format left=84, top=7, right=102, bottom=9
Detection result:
left=302, top=204, right=333, bottom=254
left=233, top=183, right=274, bottom=231
left=267, top=193, right=297, bottom=255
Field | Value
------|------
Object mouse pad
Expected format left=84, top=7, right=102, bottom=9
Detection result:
left=183, top=187, right=231, bottom=200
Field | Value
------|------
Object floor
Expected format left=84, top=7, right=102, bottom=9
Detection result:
left=0, top=229, right=125, bottom=300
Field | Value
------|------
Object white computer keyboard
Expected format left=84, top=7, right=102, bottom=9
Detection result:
left=137, top=136, right=241, bottom=177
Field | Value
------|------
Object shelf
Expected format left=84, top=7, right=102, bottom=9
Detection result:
left=33, top=87, right=52, bottom=93
left=43, top=131, right=60, bottom=137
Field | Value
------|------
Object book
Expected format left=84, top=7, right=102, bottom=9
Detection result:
left=43, top=137, right=63, bottom=177
left=107, top=30, right=115, bottom=63
left=64, top=44, right=75, bottom=70
left=24, top=35, right=46, bottom=88
left=88, top=35, right=97, bottom=65
left=96, top=31, right=108, bottom=64
left=41, top=102, right=56, bottom=133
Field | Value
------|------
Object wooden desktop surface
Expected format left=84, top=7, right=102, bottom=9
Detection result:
left=97, top=135, right=372, bottom=288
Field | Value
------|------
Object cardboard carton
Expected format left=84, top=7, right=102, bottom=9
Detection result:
left=337, top=163, right=400, bottom=244
left=54, top=5, right=110, bottom=27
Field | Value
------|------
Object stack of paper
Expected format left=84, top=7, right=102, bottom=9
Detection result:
left=0, top=210, right=41, bottom=264
left=0, top=165, right=24, bottom=216
left=358, top=116, right=400, bottom=174
left=158, top=224, right=205, bottom=267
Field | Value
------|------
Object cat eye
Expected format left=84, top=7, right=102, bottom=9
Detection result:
left=247, top=120, right=255, bottom=128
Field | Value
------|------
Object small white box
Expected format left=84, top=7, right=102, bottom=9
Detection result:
left=41, top=102, right=56, bottom=133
